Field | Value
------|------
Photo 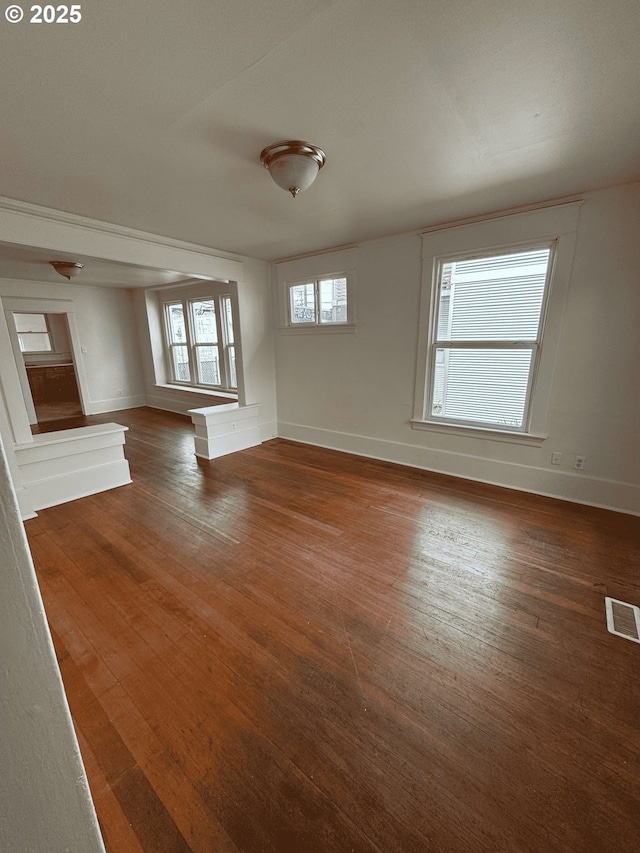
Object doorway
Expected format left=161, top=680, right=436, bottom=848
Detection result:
left=12, top=312, right=83, bottom=430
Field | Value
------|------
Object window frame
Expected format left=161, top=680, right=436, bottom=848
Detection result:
left=412, top=202, right=581, bottom=445
left=190, top=298, right=222, bottom=387
left=424, top=241, right=556, bottom=434
left=164, top=301, right=192, bottom=384
left=221, top=295, right=236, bottom=389
left=14, top=312, right=53, bottom=354
left=287, top=275, right=349, bottom=327
left=162, top=293, right=237, bottom=393
left=280, top=271, right=356, bottom=334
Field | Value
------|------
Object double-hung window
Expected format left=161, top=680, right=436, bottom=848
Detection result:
left=413, top=202, right=580, bottom=443
left=164, top=294, right=236, bottom=392
left=14, top=312, right=53, bottom=353
left=427, top=245, right=553, bottom=431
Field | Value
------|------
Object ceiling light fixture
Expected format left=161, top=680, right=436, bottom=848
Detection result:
left=50, top=261, right=84, bottom=280
left=260, top=140, right=326, bottom=198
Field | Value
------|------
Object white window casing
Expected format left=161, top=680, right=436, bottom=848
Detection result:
left=159, top=285, right=238, bottom=394
left=427, top=245, right=553, bottom=431
left=412, top=202, right=581, bottom=445
left=14, top=312, right=53, bottom=353
left=279, top=270, right=356, bottom=334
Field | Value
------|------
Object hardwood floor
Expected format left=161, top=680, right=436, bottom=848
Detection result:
left=32, top=398, right=83, bottom=426
left=24, top=408, right=639, bottom=852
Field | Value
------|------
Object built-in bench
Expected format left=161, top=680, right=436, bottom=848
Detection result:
left=14, top=422, right=131, bottom=514
left=188, top=402, right=262, bottom=460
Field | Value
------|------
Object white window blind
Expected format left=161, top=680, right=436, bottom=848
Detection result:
left=429, top=247, right=552, bottom=429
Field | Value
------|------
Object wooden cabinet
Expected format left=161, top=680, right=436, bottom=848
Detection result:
left=27, top=365, right=79, bottom=404
left=27, top=367, right=46, bottom=403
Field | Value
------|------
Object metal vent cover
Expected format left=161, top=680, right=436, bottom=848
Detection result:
left=605, top=597, right=640, bottom=644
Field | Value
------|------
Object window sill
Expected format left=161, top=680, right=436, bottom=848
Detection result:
left=279, top=323, right=356, bottom=336
left=410, top=419, right=547, bottom=446
left=155, top=383, right=238, bottom=401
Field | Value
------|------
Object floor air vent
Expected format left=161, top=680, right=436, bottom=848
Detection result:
left=605, top=597, right=640, bottom=644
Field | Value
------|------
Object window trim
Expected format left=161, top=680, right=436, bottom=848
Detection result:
left=162, top=293, right=237, bottom=393
left=220, top=295, right=236, bottom=389
left=422, top=240, right=556, bottom=435
left=412, top=202, right=581, bottom=443
left=14, top=312, right=53, bottom=354
left=279, top=270, right=356, bottom=334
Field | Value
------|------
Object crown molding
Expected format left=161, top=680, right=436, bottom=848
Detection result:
left=0, top=197, right=245, bottom=264
left=418, top=195, right=585, bottom=236
left=273, top=241, right=359, bottom=265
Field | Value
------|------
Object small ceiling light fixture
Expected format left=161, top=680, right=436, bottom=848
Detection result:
left=260, top=140, right=326, bottom=198
left=50, top=261, right=84, bottom=280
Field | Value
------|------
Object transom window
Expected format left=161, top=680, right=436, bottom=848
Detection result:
left=164, top=295, right=236, bottom=391
left=288, top=276, right=348, bottom=325
left=14, top=313, right=53, bottom=353
left=426, top=245, right=553, bottom=431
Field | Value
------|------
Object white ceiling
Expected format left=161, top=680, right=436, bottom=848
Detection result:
left=1, top=0, right=638, bottom=267
left=0, top=243, right=205, bottom=289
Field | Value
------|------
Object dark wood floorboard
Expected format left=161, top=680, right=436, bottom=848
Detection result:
left=24, top=407, right=640, bottom=852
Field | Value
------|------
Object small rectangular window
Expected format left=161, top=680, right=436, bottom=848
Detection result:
left=290, top=282, right=317, bottom=324
left=14, top=313, right=53, bottom=353
left=192, top=299, right=218, bottom=343
left=428, top=246, right=552, bottom=431
left=288, top=276, right=348, bottom=326
left=167, top=303, right=186, bottom=344
left=318, top=277, right=347, bottom=323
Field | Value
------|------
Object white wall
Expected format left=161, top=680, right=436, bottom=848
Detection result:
left=0, top=279, right=146, bottom=416
left=236, top=257, right=278, bottom=440
left=0, top=433, right=105, bottom=853
left=73, top=285, right=146, bottom=413
left=274, top=183, right=640, bottom=514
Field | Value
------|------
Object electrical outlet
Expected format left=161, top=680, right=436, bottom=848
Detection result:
left=551, top=452, right=562, bottom=466
left=574, top=455, right=586, bottom=470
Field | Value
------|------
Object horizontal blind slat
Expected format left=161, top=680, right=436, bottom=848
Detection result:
left=431, top=348, right=533, bottom=427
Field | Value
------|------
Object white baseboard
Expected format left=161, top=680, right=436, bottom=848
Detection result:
left=88, top=395, right=146, bottom=414
left=277, top=421, right=640, bottom=516
left=15, top=486, right=37, bottom=520
left=260, top=420, right=278, bottom=442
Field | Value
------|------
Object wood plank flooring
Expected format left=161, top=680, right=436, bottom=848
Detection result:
left=24, top=407, right=640, bottom=852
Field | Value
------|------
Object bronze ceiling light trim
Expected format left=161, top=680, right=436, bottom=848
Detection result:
left=260, top=140, right=326, bottom=198
left=50, top=261, right=84, bottom=280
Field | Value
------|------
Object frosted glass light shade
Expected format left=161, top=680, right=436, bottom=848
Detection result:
left=260, top=140, right=326, bottom=198
left=269, top=154, right=319, bottom=195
